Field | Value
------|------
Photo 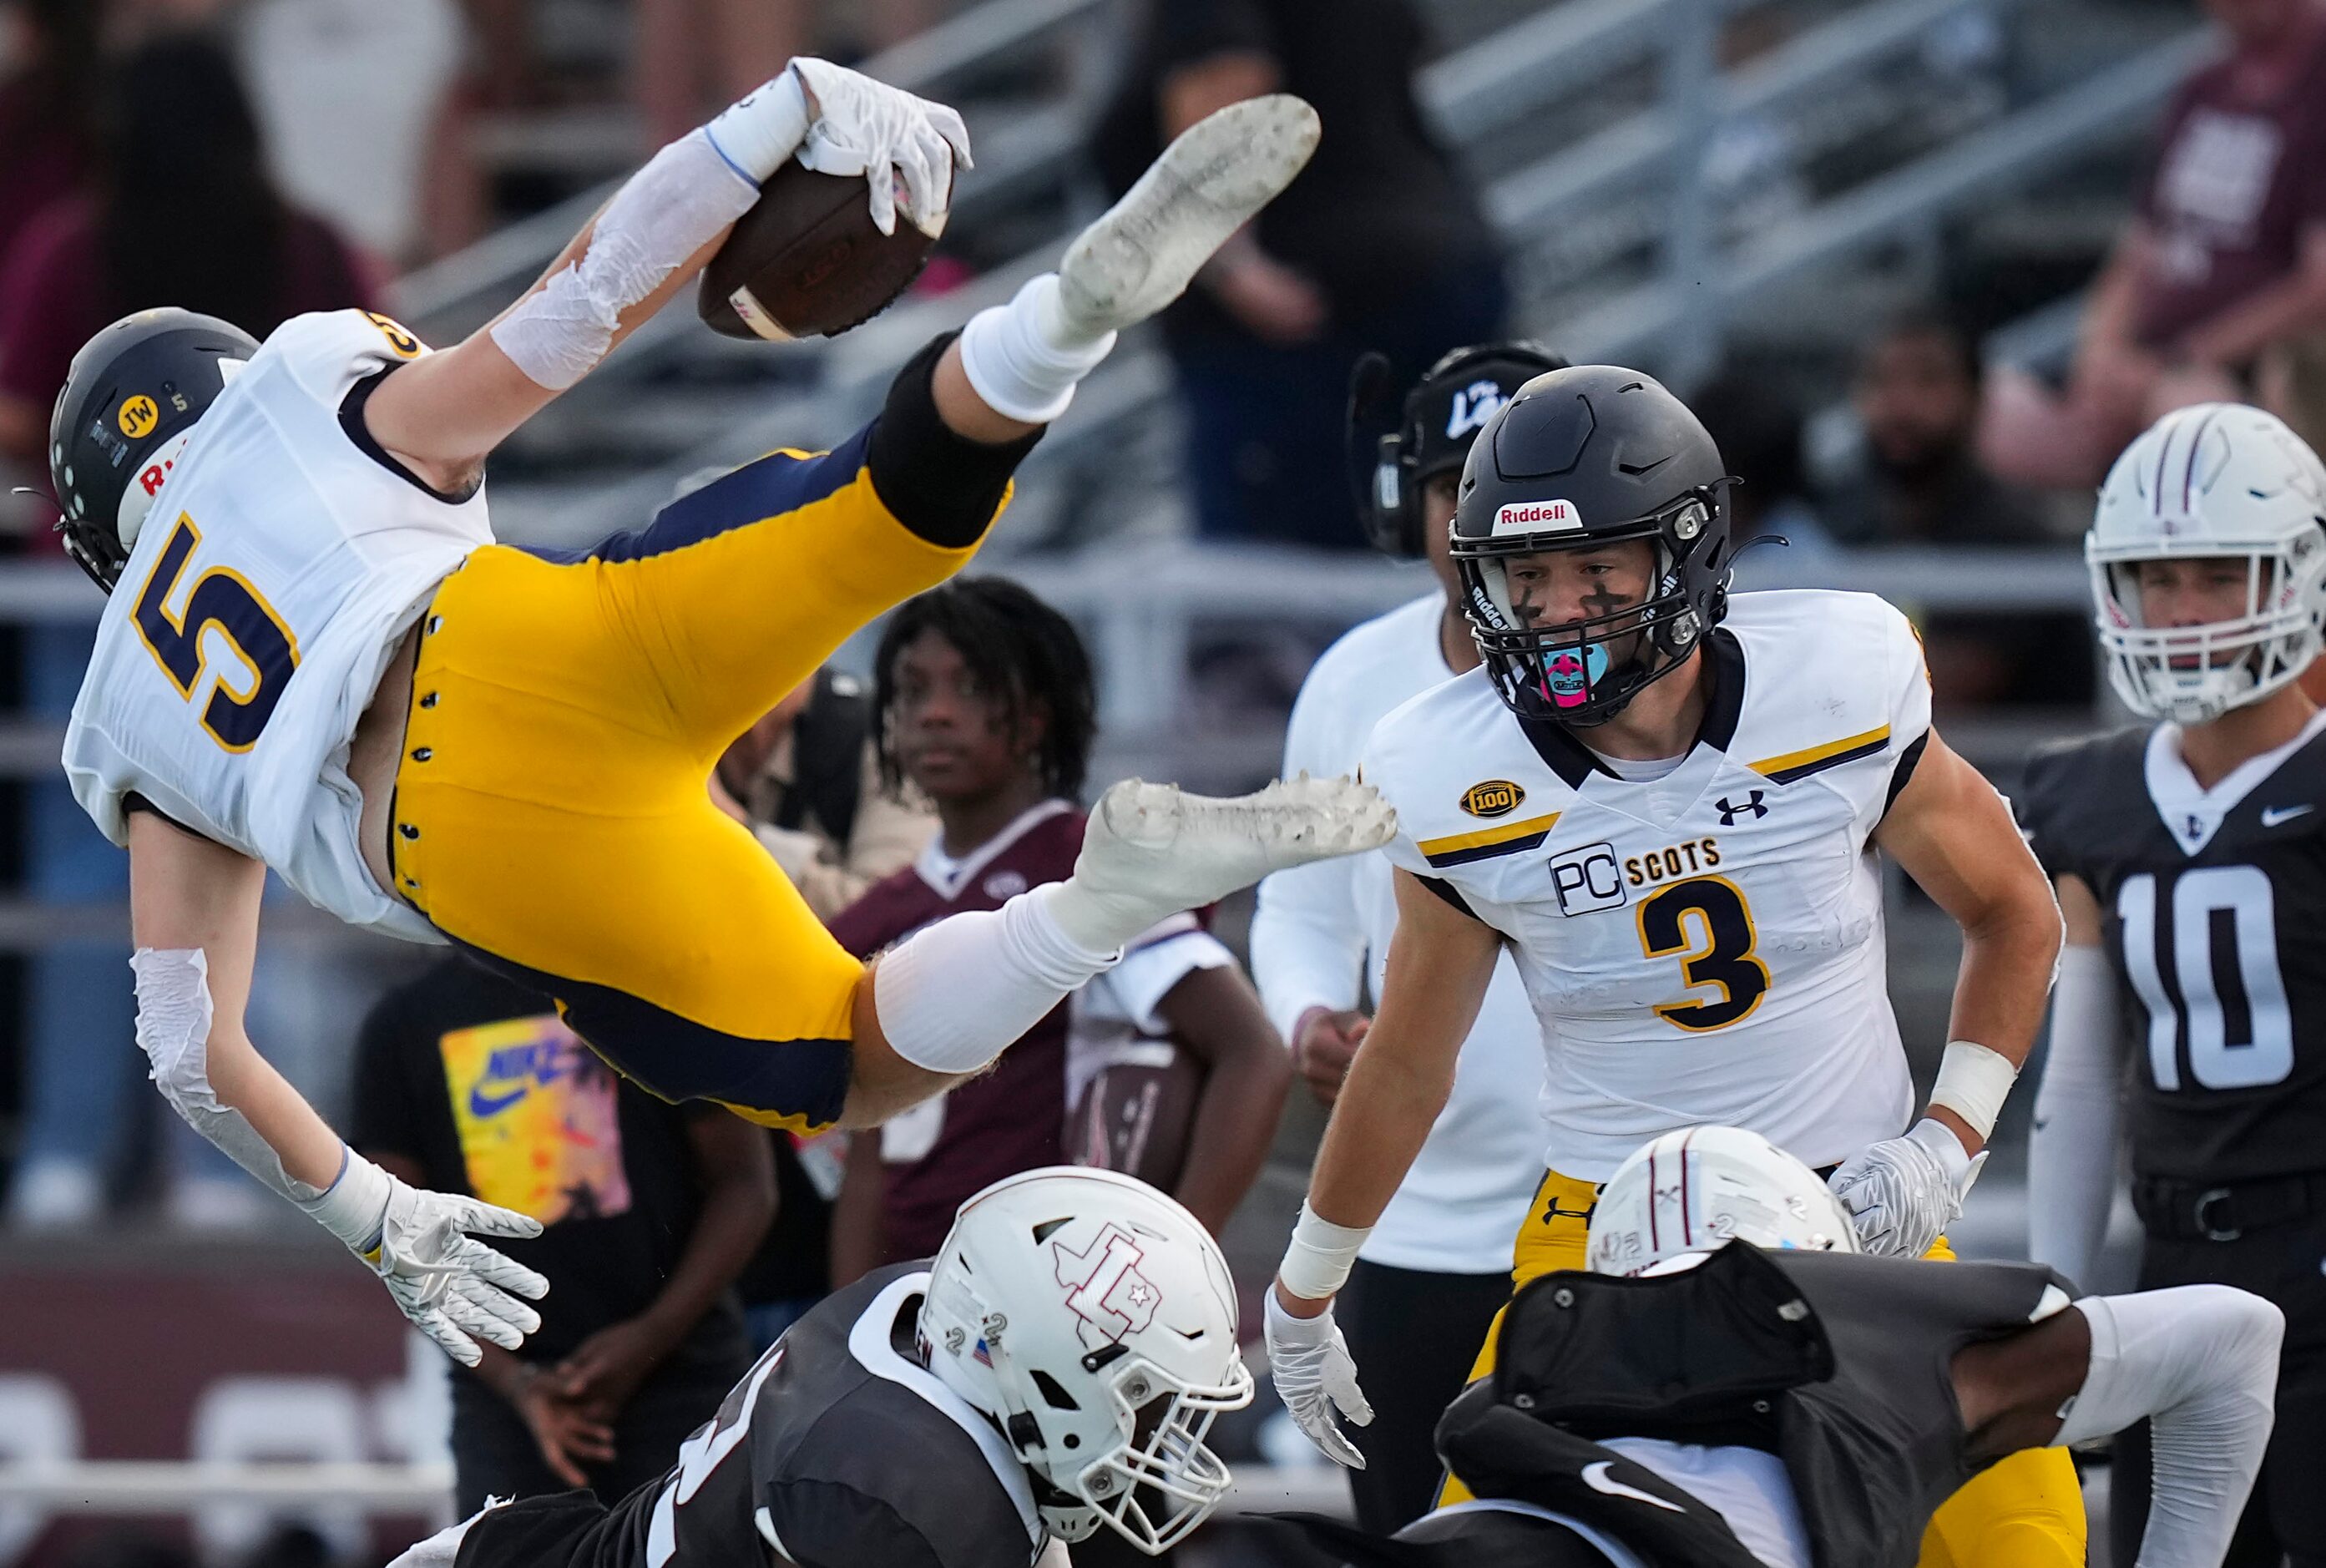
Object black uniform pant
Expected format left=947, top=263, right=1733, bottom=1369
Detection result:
left=2111, top=1207, right=2326, bottom=1568
left=1337, top=1258, right=1517, bottom=1534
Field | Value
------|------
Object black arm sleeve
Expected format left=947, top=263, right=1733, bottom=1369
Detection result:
left=864, top=331, right=1045, bottom=550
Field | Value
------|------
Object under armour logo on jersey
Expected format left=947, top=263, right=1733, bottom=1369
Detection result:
left=1445, top=379, right=1511, bottom=440
left=1053, top=1222, right=1163, bottom=1347
left=1717, top=792, right=1767, bottom=825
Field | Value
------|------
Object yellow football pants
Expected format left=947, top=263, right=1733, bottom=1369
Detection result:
left=389, top=433, right=985, bottom=1132
left=1436, top=1167, right=2086, bottom=1568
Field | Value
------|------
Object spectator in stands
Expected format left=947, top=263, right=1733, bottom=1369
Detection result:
left=0, top=30, right=378, bottom=1231
left=0, top=0, right=98, bottom=277
left=634, top=0, right=943, bottom=149
left=1831, top=310, right=2052, bottom=545
left=711, top=665, right=938, bottom=923
left=1686, top=368, right=1838, bottom=585
left=1094, top=0, right=1507, bottom=549
left=827, top=578, right=1288, bottom=1284
left=352, top=957, right=772, bottom=1513
left=1985, top=0, right=2326, bottom=488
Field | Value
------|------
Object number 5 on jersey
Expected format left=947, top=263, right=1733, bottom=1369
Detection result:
left=132, top=516, right=300, bottom=751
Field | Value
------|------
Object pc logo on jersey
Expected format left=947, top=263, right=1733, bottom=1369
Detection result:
left=1053, top=1222, right=1164, bottom=1347
left=1717, top=792, right=1767, bottom=825
left=1550, top=841, right=1627, bottom=916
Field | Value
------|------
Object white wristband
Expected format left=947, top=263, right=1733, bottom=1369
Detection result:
left=1929, top=1039, right=2020, bottom=1142
left=1277, top=1201, right=1372, bottom=1302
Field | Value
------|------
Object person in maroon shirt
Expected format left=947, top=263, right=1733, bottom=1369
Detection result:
left=826, top=578, right=1290, bottom=1283
left=0, top=0, right=98, bottom=281
left=1987, top=0, right=2326, bottom=487
left=0, top=31, right=377, bottom=468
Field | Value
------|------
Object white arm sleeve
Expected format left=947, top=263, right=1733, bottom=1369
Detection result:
left=1249, top=674, right=1372, bottom=1040
left=2055, top=1286, right=2283, bottom=1568
left=132, top=948, right=326, bottom=1204
left=2027, top=944, right=2124, bottom=1288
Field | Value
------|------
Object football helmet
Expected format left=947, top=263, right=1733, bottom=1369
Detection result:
left=1449, top=366, right=1737, bottom=726
left=1347, top=341, right=1568, bottom=558
left=48, top=308, right=259, bottom=592
left=1587, top=1125, right=1858, bottom=1277
left=919, top=1166, right=1253, bottom=1554
left=2088, top=402, right=2326, bottom=725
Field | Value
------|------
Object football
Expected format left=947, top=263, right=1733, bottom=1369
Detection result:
left=697, top=160, right=946, bottom=341
left=1066, top=1050, right=1206, bottom=1192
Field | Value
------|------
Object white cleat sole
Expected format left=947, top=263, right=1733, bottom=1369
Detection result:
left=1058, top=94, right=1322, bottom=338
left=1081, top=775, right=1396, bottom=909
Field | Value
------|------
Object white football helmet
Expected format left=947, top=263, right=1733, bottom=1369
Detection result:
left=2089, top=402, right=2326, bottom=725
left=918, top=1166, right=1253, bottom=1554
left=1586, top=1125, right=1858, bottom=1277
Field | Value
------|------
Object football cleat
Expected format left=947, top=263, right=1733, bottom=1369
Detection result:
left=1074, top=774, right=1394, bottom=918
left=1056, top=94, right=1322, bottom=339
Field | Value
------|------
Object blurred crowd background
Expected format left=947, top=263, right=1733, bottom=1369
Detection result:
left=0, top=0, right=2321, bottom=1561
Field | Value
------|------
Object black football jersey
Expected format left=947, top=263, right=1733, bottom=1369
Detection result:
left=1437, top=1243, right=2070, bottom=1568
left=453, top=1264, right=1046, bottom=1568
left=2019, top=721, right=2326, bottom=1185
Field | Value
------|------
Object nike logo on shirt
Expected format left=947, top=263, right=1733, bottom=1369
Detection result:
left=1582, top=1461, right=1684, bottom=1512
left=2262, top=805, right=2314, bottom=827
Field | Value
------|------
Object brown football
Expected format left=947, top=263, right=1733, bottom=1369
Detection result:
left=697, top=160, right=945, bottom=341
left=1065, top=1050, right=1206, bottom=1192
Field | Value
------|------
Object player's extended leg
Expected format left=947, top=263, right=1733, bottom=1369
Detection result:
left=503, top=92, right=1327, bottom=764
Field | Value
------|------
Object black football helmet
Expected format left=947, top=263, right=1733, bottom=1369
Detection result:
left=1451, top=365, right=1737, bottom=726
left=48, top=308, right=260, bottom=592
left=1346, top=341, right=1569, bottom=557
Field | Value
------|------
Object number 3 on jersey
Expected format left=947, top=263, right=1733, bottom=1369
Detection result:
left=131, top=516, right=299, bottom=751
left=1638, top=876, right=1771, bottom=1031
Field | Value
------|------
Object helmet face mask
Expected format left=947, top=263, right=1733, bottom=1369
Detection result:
left=917, top=1167, right=1253, bottom=1555
left=2089, top=403, right=2326, bottom=726
left=1449, top=366, right=1736, bottom=728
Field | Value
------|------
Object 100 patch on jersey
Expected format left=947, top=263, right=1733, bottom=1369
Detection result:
left=131, top=514, right=300, bottom=751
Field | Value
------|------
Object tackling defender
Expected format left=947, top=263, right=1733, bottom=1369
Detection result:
left=2020, top=403, right=2326, bottom=1567
left=1282, top=1127, right=2282, bottom=1568
left=1261, top=366, right=2082, bottom=1565
left=45, top=64, right=1387, bottom=1364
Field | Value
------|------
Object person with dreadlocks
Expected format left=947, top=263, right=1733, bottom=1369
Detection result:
left=827, top=578, right=1292, bottom=1290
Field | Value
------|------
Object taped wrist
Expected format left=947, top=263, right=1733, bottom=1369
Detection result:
left=298, top=1146, right=394, bottom=1257
left=132, top=948, right=322, bottom=1204
left=1278, top=1201, right=1372, bottom=1301
left=703, top=68, right=812, bottom=183
left=1929, top=1039, right=2019, bottom=1142
left=958, top=272, right=1118, bottom=424
left=491, top=129, right=761, bottom=390
left=867, top=331, right=1044, bottom=549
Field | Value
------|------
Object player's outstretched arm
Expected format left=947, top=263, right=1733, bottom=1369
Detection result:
left=1267, top=867, right=1499, bottom=1467
left=2025, top=873, right=2126, bottom=1288
left=366, top=58, right=969, bottom=488
left=128, top=813, right=549, bottom=1365
left=1954, top=1284, right=2281, bottom=1568
left=1833, top=731, right=2063, bottom=1255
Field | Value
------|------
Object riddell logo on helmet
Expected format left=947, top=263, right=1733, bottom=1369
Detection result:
left=1494, top=498, right=1581, bottom=534
left=1053, top=1222, right=1163, bottom=1347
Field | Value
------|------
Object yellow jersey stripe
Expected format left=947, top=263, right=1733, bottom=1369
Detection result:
left=1750, top=725, right=1892, bottom=784
left=1418, top=811, right=1561, bottom=867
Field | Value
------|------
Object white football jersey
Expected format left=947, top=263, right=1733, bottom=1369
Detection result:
left=1363, top=590, right=1932, bottom=1181
left=63, top=310, right=493, bottom=941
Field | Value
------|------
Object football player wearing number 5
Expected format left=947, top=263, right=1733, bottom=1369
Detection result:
left=1265, top=366, right=2081, bottom=1567
left=43, top=64, right=1383, bottom=1368
left=2020, top=404, right=2326, bottom=1568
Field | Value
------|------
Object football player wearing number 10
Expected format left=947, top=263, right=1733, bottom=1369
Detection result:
left=1264, top=366, right=2085, bottom=1566
left=43, top=63, right=1383, bottom=1368
left=2020, top=403, right=2326, bottom=1568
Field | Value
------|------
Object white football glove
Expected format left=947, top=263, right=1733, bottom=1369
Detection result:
left=1827, top=1118, right=1986, bottom=1258
left=300, top=1150, right=549, bottom=1367
left=789, top=57, right=972, bottom=238
left=1264, top=1290, right=1373, bottom=1469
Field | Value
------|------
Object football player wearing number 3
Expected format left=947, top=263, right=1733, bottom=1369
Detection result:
left=1265, top=366, right=2084, bottom=1566
left=41, top=62, right=1386, bottom=1371
left=2020, top=403, right=2326, bottom=1568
